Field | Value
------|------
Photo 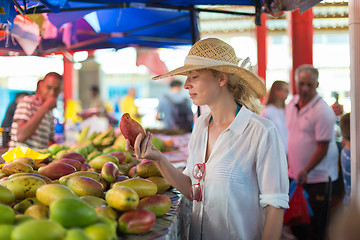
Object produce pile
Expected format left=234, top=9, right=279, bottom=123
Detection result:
left=0, top=115, right=175, bottom=240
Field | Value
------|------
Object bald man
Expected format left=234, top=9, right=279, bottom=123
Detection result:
left=9, top=72, right=62, bottom=150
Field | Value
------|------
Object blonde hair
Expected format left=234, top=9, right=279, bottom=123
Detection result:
left=211, top=70, right=262, bottom=114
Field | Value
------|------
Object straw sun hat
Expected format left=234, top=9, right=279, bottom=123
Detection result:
left=152, top=38, right=266, bottom=99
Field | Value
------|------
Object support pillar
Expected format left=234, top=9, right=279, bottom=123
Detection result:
left=63, top=55, right=74, bottom=110
left=288, top=9, right=313, bottom=95
left=348, top=0, right=360, bottom=203
left=256, top=13, right=267, bottom=87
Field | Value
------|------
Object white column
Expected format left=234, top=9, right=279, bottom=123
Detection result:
left=348, top=0, right=360, bottom=203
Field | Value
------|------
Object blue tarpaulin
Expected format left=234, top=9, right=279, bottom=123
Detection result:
left=0, top=0, right=261, bottom=55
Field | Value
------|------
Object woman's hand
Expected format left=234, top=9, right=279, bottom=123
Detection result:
left=125, top=131, right=163, bottom=161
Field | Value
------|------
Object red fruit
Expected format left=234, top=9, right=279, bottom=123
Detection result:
left=119, top=113, right=145, bottom=147
left=118, top=209, right=156, bottom=234
left=38, top=162, right=77, bottom=180
left=138, top=194, right=171, bottom=216
left=108, top=151, right=126, bottom=163
left=53, top=158, right=82, bottom=171
left=81, top=162, right=91, bottom=171
left=61, top=152, right=86, bottom=163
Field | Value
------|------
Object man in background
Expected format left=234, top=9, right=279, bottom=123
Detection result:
left=89, top=85, right=106, bottom=113
left=286, top=65, right=339, bottom=240
left=120, top=87, right=141, bottom=123
left=9, top=72, right=62, bottom=150
left=156, top=80, right=193, bottom=132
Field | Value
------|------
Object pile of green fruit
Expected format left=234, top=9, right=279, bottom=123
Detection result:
left=0, top=127, right=173, bottom=240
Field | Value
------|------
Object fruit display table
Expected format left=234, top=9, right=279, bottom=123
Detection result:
left=119, top=189, right=192, bottom=240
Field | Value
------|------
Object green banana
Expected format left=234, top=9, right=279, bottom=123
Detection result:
left=78, top=126, right=90, bottom=143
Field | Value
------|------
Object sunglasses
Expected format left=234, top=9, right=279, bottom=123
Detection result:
left=190, top=163, right=206, bottom=202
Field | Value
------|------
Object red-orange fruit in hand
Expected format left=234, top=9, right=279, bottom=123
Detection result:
left=120, top=113, right=146, bottom=147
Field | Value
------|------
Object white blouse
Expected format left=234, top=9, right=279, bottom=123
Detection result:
left=184, top=106, right=289, bottom=240
left=261, top=104, right=288, bottom=153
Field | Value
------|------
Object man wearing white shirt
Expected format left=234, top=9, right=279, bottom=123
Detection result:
left=286, top=65, right=338, bottom=240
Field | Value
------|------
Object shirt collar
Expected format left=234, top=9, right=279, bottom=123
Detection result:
left=199, top=105, right=253, bottom=135
left=294, top=93, right=321, bottom=112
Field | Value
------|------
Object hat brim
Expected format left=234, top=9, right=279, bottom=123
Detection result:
left=152, top=64, right=266, bottom=99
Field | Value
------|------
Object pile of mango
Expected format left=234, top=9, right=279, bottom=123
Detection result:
left=0, top=129, right=173, bottom=240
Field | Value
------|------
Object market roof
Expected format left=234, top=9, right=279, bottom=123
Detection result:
left=0, top=1, right=265, bottom=56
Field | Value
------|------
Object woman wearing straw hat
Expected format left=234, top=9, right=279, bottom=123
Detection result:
left=127, top=38, right=289, bottom=240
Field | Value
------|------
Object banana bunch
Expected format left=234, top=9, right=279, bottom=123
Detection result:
left=91, top=128, right=115, bottom=149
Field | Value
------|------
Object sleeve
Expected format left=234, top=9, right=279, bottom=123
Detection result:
left=256, top=126, right=289, bottom=209
left=12, top=98, right=32, bottom=122
left=314, top=104, right=336, bottom=142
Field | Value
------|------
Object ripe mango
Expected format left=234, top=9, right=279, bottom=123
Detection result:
left=113, top=178, right=157, bottom=199
left=136, top=160, right=161, bottom=178
left=63, top=176, right=104, bottom=197
left=96, top=216, right=117, bottom=235
left=146, top=176, right=171, bottom=193
left=0, top=185, right=15, bottom=205
left=88, top=154, right=118, bottom=171
left=11, top=218, right=66, bottom=240
left=101, top=162, right=122, bottom=183
left=138, top=194, right=171, bottom=216
left=13, top=197, right=42, bottom=213
left=84, top=223, right=117, bottom=240
left=87, top=151, right=102, bottom=162
left=13, top=157, right=35, bottom=168
left=95, top=205, right=118, bottom=221
left=0, top=224, right=14, bottom=240
left=127, top=166, right=137, bottom=178
left=118, top=209, right=156, bottom=234
left=107, top=151, right=126, bottom=163
left=38, top=162, right=77, bottom=180
left=0, top=203, right=15, bottom=224
left=8, top=172, right=52, bottom=184
left=36, top=184, right=77, bottom=206
left=117, top=163, right=131, bottom=175
left=80, top=195, right=107, bottom=208
left=1, top=161, right=33, bottom=175
left=65, top=228, right=91, bottom=240
left=59, top=171, right=101, bottom=185
left=0, top=175, right=46, bottom=200
left=61, top=152, right=86, bottom=163
left=119, top=113, right=145, bottom=147
left=24, top=204, right=49, bottom=219
left=53, top=158, right=82, bottom=171
left=109, top=175, right=129, bottom=188
left=49, top=197, right=98, bottom=228
left=81, top=162, right=92, bottom=171
left=105, top=186, right=139, bottom=211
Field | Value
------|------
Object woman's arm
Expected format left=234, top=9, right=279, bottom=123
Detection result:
left=127, top=132, right=192, bottom=199
left=261, top=205, right=284, bottom=240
